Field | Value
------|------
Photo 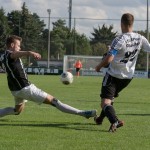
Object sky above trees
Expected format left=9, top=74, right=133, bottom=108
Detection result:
left=1, top=0, right=149, bottom=37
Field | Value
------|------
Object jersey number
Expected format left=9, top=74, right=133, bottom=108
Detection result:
left=120, top=49, right=138, bottom=63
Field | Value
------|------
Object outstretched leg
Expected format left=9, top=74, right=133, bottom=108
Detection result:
left=43, top=95, right=97, bottom=119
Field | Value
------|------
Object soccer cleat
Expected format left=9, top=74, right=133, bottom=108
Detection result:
left=116, top=120, right=124, bottom=128
left=109, top=120, right=124, bottom=132
left=94, top=115, right=104, bottom=125
left=82, top=110, right=97, bottom=119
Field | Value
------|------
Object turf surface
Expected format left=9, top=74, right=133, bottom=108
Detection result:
left=0, top=74, right=149, bottom=150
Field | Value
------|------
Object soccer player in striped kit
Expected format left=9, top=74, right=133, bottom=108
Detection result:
left=95, top=13, right=150, bottom=132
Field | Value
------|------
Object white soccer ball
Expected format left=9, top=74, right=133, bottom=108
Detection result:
left=60, top=72, right=73, bottom=85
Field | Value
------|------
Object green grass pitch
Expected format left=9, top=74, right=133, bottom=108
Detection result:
left=0, top=74, right=150, bottom=150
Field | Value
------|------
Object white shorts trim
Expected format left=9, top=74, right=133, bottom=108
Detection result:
left=11, top=84, right=48, bottom=105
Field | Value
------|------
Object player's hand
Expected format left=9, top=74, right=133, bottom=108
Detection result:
left=33, top=53, right=41, bottom=60
left=29, top=51, right=41, bottom=60
left=95, top=65, right=101, bottom=72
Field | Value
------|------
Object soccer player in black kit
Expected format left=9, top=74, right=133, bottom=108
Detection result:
left=0, top=35, right=96, bottom=119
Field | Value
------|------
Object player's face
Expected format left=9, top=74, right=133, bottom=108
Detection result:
left=11, top=40, right=21, bottom=51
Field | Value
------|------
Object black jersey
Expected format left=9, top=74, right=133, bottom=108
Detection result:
left=0, top=50, right=30, bottom=91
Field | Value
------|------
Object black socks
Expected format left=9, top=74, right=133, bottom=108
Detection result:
left=103, top=104, right=118, bottom=124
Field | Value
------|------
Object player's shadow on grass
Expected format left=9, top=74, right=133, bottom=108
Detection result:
left=0, top=119, right=107, bottom=132
left=118, top=113, right=150, bottom=116
left=116, top=101, right=150, bottom=104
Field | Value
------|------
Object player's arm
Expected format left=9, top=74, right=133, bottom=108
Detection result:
left=10, top=51, right=41, bottom=60
left=95, top=49, right=118, bottom=72
left=142, top=36, right=150, bottom=52
left=95, top=55, right=113, bottom=72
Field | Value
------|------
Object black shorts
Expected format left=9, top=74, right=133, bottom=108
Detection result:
left=76, top=68, right=80, bottom=72
left=100, top=73, right=132, bottom=100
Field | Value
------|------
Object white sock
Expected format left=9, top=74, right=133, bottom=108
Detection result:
left=51, top=98, right=83, bottom=115
left=0, top=107, right=16, bottom=117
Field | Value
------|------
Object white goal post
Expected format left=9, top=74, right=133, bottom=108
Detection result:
left=63, top=55, right=149, bottom=78
left=63, top=55, right=104, bottom=76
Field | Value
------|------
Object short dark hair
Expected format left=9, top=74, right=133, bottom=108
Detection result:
left=6, top=35, right=22, bottom=47
left=121, top=13, right=134, bottom=26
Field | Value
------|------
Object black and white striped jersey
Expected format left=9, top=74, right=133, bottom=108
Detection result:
left=0, top=50, right=30, bottom=91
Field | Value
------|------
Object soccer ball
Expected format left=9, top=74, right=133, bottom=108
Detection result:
left=60, top=72, right=73, bottom=85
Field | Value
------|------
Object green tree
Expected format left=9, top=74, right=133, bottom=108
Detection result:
left=90, top=24, right=117, bottom=45
left=7, top=10, right=21, bottom=36
left=50, top=19, right=69, bottom=59
left=0, top=7, right=10, bottom=50
left=91, top=42, right=107, bottom=56
left=73, top=31, right=91, bottom=55
left=21, top=3, right=45, bottom=51
left=7, top=3, right=45, bottom=51
left=51, top=19, right=91, bottom=58
left=7, top=3, right=46, bottom=65
left=90, top=24, right=117, bottom=56
left=50, top=19, right=91, bottom=59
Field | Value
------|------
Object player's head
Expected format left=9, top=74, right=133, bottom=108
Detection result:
left=121, top=13, right=134, bottom=32
left=6, top=35, right=22, bottom=51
